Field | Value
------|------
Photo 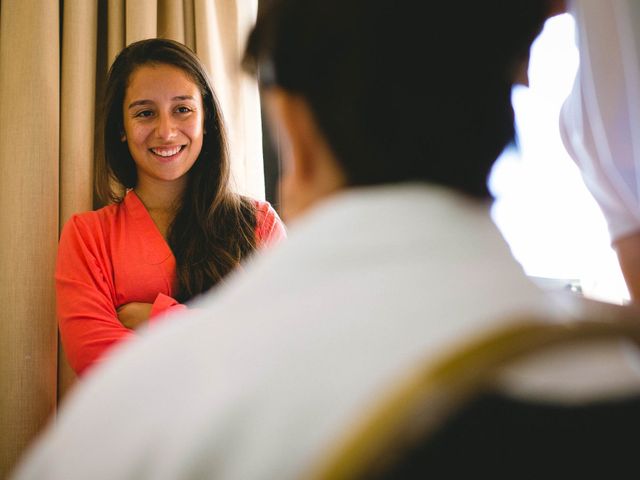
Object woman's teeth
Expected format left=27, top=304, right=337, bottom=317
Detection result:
left=151, top=146, right=182, bottom=157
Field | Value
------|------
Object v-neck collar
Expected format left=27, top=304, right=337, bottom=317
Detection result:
left=124, top=190, right=174, bottom=265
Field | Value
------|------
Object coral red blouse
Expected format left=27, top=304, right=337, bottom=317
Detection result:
left=56, top=190, right=286, bottom=375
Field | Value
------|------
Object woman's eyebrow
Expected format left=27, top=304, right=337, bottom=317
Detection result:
left=172, top=95, right=195, bottom=101
left=128, top=96, right=195, bottom=109
left=128, top=99, right=153, bottom=109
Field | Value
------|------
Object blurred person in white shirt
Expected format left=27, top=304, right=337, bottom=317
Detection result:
left=561, top=0, right=640, bottom=300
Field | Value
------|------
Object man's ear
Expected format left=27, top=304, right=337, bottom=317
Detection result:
left=263, top=87, right=347, bottom=221
left=265, top=88, right=324, bottom=182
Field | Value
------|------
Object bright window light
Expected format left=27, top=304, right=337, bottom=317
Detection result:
left=489, top=14, right=629, bottom=304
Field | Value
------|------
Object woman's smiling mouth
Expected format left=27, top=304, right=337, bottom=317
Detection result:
left=149, top=145, right=186, bottom=159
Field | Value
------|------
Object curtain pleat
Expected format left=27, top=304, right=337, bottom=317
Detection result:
left=1, top=1, right=262, bottom=474
left=0, top=1, right=60, bottom=476
left=126, top=0, right=158, bottom=45
left=184, top=0, right=196, bottom=51
left=107, top=0, right=125, bottom=67
left=159, top=0, right=185, bottom=43
left=194, top=0, right=263, bottom=198
left=57, top=0, right=99, bottom=401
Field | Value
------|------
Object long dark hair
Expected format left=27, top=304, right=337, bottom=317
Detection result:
left=244, top=0, right=551, bottom=199
left=99, top=38, right=257, bottom=302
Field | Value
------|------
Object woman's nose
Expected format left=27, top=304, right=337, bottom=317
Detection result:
left=156, top=113, right=176, bottom=140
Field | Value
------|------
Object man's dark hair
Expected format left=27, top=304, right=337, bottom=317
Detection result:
left=244, top=0, right=551, bottom=198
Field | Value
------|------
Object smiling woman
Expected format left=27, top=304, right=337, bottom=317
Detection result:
left=56, top=39, right=286, bottom=376
left=122, top=64, right=204, bottom=200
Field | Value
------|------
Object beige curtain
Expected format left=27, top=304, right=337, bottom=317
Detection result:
left=0, top=0, right=262, bottom=476
left=0, top=1, right=60, bottom=477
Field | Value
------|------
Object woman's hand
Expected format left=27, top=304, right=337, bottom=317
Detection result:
left=117, top=302, right=153, bottom=330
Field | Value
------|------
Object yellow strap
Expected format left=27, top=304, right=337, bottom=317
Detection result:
left=308, top=315, right=640, bottom=480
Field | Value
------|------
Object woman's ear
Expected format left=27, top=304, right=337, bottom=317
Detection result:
left=120, top=129, right=126, bottom=142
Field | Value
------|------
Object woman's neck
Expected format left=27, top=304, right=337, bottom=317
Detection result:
left=134, top=177, right=186, bottom=239
left=134, top=177, right=186, bottom=213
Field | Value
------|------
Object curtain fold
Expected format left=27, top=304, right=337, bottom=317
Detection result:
left=0, top=1, right=60, bottom=477
left=184, top=0, right=196, bottom=51
left=159, top=0, right=186, bottom=44
left=107, top=0, right=125, bottom=67
left=0, top=1, right=263, bottom=475
left=57, top=0, right=99, bottom=401
left=126, top=0, right=158, bottom=44
left=194, top=0, right=263, bottom=197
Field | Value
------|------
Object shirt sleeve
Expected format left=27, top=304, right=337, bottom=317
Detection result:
left=254, top=201, right=287, bottom=248
left=560, top=0, right=640, bottom=242
left=56, top=215, right=134, bottom=376
left=149, top=292, right=187, bottom=322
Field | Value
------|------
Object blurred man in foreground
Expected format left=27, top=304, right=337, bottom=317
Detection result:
left=13, top=1, right=619, bottom=479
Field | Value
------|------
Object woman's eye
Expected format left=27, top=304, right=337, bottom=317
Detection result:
left=176, top=106, right=193, bottom=114
left=135, top=110, right=154, bottom=118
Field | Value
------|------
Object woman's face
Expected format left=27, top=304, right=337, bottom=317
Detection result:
left=122, top=63, right=205, bottom=190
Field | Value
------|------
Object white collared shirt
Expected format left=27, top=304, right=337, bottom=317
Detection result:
left=15, top=184, right=638, bottom=479
left=561, top=0, right=640, bottom=242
